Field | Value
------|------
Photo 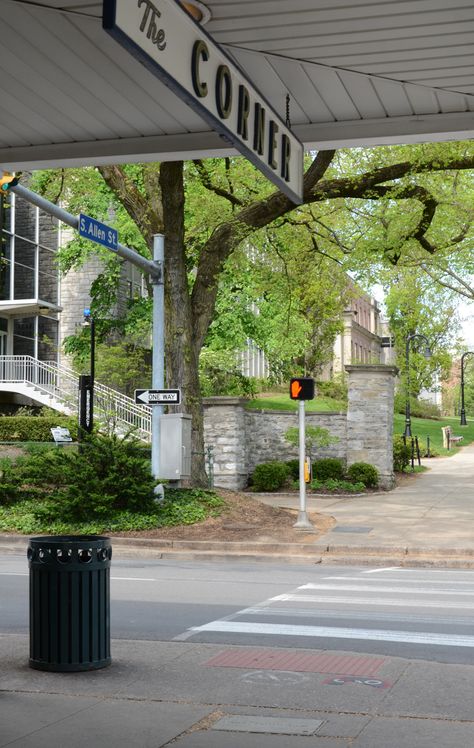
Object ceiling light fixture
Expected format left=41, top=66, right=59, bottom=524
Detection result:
left=180, top=1, right=212, bottom=24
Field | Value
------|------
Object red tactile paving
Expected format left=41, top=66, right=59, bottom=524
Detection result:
left=204, top=649, right=385, bottom=676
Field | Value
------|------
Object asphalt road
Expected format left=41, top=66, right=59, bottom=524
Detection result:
left=2, top=554, right=474, bottom=665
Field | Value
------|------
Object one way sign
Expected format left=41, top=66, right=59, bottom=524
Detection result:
left=134, top=389, right=181, bottom=405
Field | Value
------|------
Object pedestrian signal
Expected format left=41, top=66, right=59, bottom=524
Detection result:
left=289, top=377, right=314, bottom=401
left=0, top=172, right=19, bottom=191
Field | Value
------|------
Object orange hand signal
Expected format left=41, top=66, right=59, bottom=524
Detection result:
left=291, top=380, right=302, bottom=399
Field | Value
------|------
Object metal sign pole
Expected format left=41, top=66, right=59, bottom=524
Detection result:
left=151, top=234, right=165, bottom=502
left=293, top=399, right=314, bottom=531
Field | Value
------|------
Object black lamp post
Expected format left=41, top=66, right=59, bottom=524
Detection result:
left=460, top=351, right=474, bottom=425
left=404, top=333, right=432, bottom=438
left=79, top=308, right=95, bottom=434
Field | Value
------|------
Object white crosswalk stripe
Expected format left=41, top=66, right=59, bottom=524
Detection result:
left=176, top=567, right=474, bottom=654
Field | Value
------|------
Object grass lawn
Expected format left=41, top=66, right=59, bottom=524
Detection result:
left=393, top=413, right=474, bottom=456
left=245, top=393, right=347, bottom=412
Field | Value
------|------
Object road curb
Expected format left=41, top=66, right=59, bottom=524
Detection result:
left=2, top=533, right=474, bottom=567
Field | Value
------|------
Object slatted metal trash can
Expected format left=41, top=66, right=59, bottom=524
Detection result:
left=28, top=535, right=112, bottom=672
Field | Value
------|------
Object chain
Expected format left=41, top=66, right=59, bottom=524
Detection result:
left=285, top=93, right=292, bottom=130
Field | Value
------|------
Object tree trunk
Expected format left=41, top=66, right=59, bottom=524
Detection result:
left=159, top=162, right=207, bottom=486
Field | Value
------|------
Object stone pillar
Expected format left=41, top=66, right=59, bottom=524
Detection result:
left=345, top=364, right=398, bottom=489
left=202, top=397, right=248, bottom=490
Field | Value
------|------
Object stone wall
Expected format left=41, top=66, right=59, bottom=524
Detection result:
left=346, top=364, right=398, bottom=489
left=203, top=364, right=397, bottom=491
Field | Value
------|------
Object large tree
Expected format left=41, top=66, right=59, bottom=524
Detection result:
left=37, top=142, right=474, bottom=484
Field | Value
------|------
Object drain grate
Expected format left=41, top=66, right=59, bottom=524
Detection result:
left=205, top=649, right=384, bottom=676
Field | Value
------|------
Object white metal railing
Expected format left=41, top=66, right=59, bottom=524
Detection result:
left=0, top=355, right=152, bottom=439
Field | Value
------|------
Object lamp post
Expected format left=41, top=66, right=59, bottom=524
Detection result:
left=460, top=351, right=474, bottom=425
left=79, top=308, right=95, bottom=434
left=404, top=333, right=432, bottom=438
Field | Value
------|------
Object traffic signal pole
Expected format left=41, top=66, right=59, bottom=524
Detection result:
left=293, top=399, right=314, bottom=531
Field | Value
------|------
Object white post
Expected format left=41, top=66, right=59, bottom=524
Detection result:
left=293, top=399, right=314, bottom=530
left=151, top=234, right=165, bottom=501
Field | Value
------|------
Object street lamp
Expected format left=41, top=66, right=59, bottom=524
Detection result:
left=404, top=333, right=432, bottom=438
left=79, top=308, right=95, bottom=434
left=460, top=351, right=474, bottom=425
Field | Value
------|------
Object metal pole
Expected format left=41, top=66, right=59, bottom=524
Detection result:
left=151, top=234, right=165, bottom=501
left=460, top=352, right=467, bottom=425
left=404, top=336, right=412, bottom=437
left=10, top=183, right=159, bottom=280
left=89, top=316, right=95, bottom=433
left=293, top=400, right=314, bottom=531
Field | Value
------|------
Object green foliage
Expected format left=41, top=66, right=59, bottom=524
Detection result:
left=285, top=459, right=300, bottom=481
left=0, top=433, right=157, bottom=522
left=394, top=393, right=441, bottom=420
left=346, top=462, right=379, bottom=487
left=0, top=487, right=225, bottom=534
left=199, top=349, right=257, bottom=397
left=284, top=425, right=339, bottom=454
left=251, top=461, right=290, bottom=491
left=393, top=436, right=411, bottom=472
left=316, top=376, right=348, bottom=402
left=310, top=477, right=365, bottom=493
left=312, top=458, right=345, bottom=481
left=0, top=416, right=78, bottom=442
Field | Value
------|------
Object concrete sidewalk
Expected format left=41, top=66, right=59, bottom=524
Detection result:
left=0, top=445, right=473, bottom=567
left=2, top=633, right=474, bottom=747
left=2, top=579, right=473, bottom=745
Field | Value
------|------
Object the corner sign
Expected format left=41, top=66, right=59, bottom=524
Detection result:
left=102, top=0, right=303, bottom=204
left=79, top=213, right=118, bottom=250
left=135, top=388, right=181, bottom=404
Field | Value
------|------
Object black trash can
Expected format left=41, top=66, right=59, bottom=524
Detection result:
left=28, top=535, right=112, bottom=672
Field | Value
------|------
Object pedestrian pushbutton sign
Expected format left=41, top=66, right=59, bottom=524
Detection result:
left=289, top=377, right=315, bottom=401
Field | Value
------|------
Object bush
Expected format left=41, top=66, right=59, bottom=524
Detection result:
left=312, top=458, right=344, bottom=481
left=0, top=416, right=78, bottom=442
left=285, top=459, right=300, bottom=481
left=199, top=349, right=258, bottom=397
left=0, top=432, right=158, bottom=521
left=393, top=436, right=411, bottom=472
left=251, top=461, right=290, bottom=491
left=394, top=394, right=441, bottom=420
left=316, top=376, right=348, bottom=402
left=346, top=462, right=379, bottom=487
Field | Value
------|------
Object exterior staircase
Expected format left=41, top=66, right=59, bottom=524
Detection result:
left=0, top=356, right=152, bottom=440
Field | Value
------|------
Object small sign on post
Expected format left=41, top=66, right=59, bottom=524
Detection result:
left=51, top=427, right=73, bottom=444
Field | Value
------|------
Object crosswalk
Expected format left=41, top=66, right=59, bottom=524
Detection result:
left=176, top=567, right=474, bottom=662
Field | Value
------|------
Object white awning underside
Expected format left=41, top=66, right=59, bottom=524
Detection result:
left=2, top=0, right=474, bottom=170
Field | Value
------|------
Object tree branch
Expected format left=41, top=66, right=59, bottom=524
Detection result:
left=192, top=159, right=244, bottom=207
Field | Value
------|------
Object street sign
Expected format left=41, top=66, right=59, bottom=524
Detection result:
left=135, top=388, right=181, bottom=405
left=103, top=0, right=303, bottom=204
left=79, top=213, right=118, bottom=251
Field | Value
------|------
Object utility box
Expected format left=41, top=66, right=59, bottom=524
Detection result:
left=159, top=413, right=192, bottom=479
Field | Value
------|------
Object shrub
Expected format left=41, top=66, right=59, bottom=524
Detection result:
left=346, top=462, right=379, bottom=487
left=251, top=461, right=290, bottom=491
left=285, top=459, right=300, bottom=481
left=1, top=432, right=158, bottom=521
left=0, top=416, right=78, bottom=442
left=394, top=394, right=441, bottom=420
left=316, top=376, right=348, bottom=402
left=393, top=436, right=411, bottom=472
left=312, top=457, right=344, bottom=481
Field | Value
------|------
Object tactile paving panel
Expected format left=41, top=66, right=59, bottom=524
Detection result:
left=205, top=649, right=385, bottom=676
